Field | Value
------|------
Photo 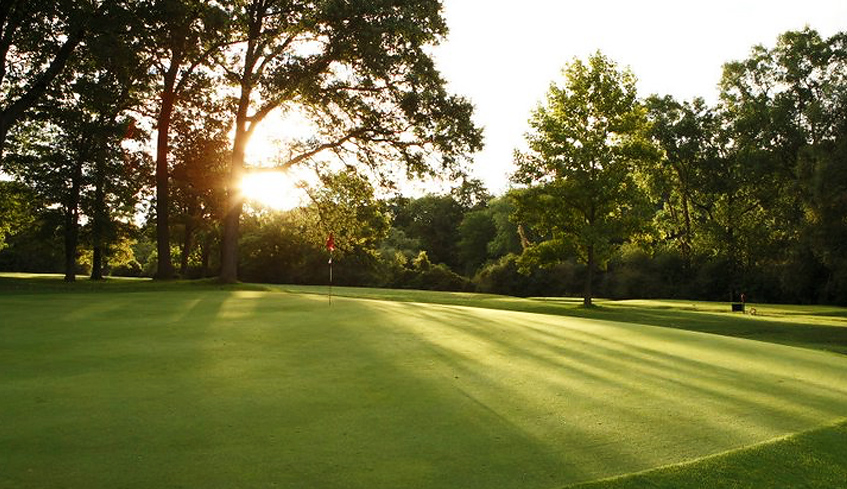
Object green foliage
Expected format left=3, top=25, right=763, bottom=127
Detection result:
left=457, top=208, right=496, bottom=275
left=713, top=27, right=847, bottom=302
left=2, top=0, right=152, bottom=281
left=217, top=0, right=483, bottom=282
left=4, top=18, right=847, bottom=306
left=455, top=195, right=524, bottom=276
left=0, top=0, right=97, bottom=149
left=0, top=207, right=65, bottom=273
left=391, top=193, right=465, bottom=269
left=644, top=95, right=719, bottom=261
left=238, top=208, right=321, bottom=283
left=474, top=253, right=583, bottom=297
left=0, top=180, right=37, bottom=250
left=168, top=91, right=233, bottom=278
left=305, top=171, right=391, bottom=255
left=513, top=51, right=657, bottom=305
left=485, top=196, right=523, bottom=259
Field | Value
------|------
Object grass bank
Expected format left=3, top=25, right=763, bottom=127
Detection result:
left=567, top=419, right=847, bottom=489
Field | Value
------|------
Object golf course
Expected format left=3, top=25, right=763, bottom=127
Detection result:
left=1, top=274, right=845, bottom=488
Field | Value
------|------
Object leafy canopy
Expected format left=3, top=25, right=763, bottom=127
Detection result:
left=512, top=52, right=656, bottom=303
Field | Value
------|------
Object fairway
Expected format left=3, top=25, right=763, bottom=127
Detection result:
left=1, top=286, right=846, bottom=488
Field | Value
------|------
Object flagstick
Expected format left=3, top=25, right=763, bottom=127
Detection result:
left=326, top=232, right=335, bottom=306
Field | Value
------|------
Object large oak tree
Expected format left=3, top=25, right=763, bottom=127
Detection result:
left=217, top=0, right=482, bottom=283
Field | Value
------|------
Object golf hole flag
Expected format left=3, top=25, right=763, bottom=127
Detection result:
left=326, top=233, right=334, bottom=305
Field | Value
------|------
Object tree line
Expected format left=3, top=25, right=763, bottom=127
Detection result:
left=0, top=0, right=481, bottom=282
left=513, top=28, right=847, bottom=305
left=1, top=4, right=845, bottom=306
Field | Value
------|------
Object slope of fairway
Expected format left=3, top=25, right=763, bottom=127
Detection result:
left=1, top=287, right=846, bottom=488
left=568, top=420, right=847, bottom=488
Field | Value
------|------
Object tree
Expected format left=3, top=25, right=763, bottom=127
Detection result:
left=238, top=171, right=390, bottom=286
left=145, top=0, right=228, bottom=279
left=304, top=170, right=390, bottom=255
left=0, top=0, right=97, bottom=153
left=644, top=95, right=718, bottom=265
left=392, top=194, right=465, bottom=270
left=716, top=28, right=847, bottom=299
left=512, top=52, right=656, bottom=306
left=457, top=207, right=496, bottom=275
left=485, top=195, right=523, bottom=259
left=168, top=87, right=230, bottom=277
left=84, top=1, right=153, bottom=280
left=3, top=0, right=151, bottom=281
left=455, top=194, right=517, bottom=276
left=217, top=0, right=482, bottom=283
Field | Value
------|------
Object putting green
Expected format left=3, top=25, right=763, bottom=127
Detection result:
left=1, top=289, right=845, bottom=488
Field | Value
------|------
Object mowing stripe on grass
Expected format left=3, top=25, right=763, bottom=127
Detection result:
left=1, top=288, right=846, bottom=488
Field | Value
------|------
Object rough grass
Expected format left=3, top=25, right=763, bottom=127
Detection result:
left=1, top=274, right=846, bottom=488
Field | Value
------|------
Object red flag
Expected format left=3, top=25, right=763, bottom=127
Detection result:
left=326, top=232, right=335, bottom=252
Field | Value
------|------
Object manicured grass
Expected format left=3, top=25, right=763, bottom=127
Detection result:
left=567, top=420, right=847, bottom=489
left=278, top=284, right=847, bottom=355
left=1, top=275, right=846, bottom=488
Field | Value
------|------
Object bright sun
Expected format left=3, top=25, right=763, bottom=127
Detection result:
left=240, top=171, right=306, bottom=211
left=238, top=111, right=317, bottom=211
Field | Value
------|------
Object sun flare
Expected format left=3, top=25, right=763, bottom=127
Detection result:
left=240, top=171, right=306, bottom=211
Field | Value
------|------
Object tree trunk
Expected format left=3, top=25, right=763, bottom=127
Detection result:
left=218, top=92, right=251, bottom=283
left=90, top=160, right=106, bottom=281
left=91, top=246, right=104, bottom=280
left=584, top=244, right=595, bottom=307
left=154, top=74, right=178, bottom=280
left=219, top=192, right=243, bottom=283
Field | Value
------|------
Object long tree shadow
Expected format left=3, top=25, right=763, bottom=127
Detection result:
left=569, top=306, right=847, bottom=355
left=352, top=299, right=847, bottom=486
left=277, top=285, right=847, bottom=356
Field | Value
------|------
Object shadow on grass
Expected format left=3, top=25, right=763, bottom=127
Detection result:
left=276, top=284, right=847, bottom=357
left=2, top=279, right=846, bottom=489
left=2, top=275, right=845, bottom=356
left=570, top=306, right=847, bottom=356
left=0, top=274, right=271, bottom=295
left=351, top=298, right=847, bottom=486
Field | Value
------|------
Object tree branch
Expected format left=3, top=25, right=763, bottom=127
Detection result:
left=1, top=24, right=85, bottom=130
left=279, top=130, right=365, bottom=170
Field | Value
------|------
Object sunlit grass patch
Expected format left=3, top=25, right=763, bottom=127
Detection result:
left=2, top=277, right=846, bottom=488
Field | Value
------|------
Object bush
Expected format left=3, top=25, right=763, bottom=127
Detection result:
left=474, top=254, right=583, bottom=297
left=110, top=260, right=143, bottom=277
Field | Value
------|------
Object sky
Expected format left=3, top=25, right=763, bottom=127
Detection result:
left=433, top=0, right=847, bottom=193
